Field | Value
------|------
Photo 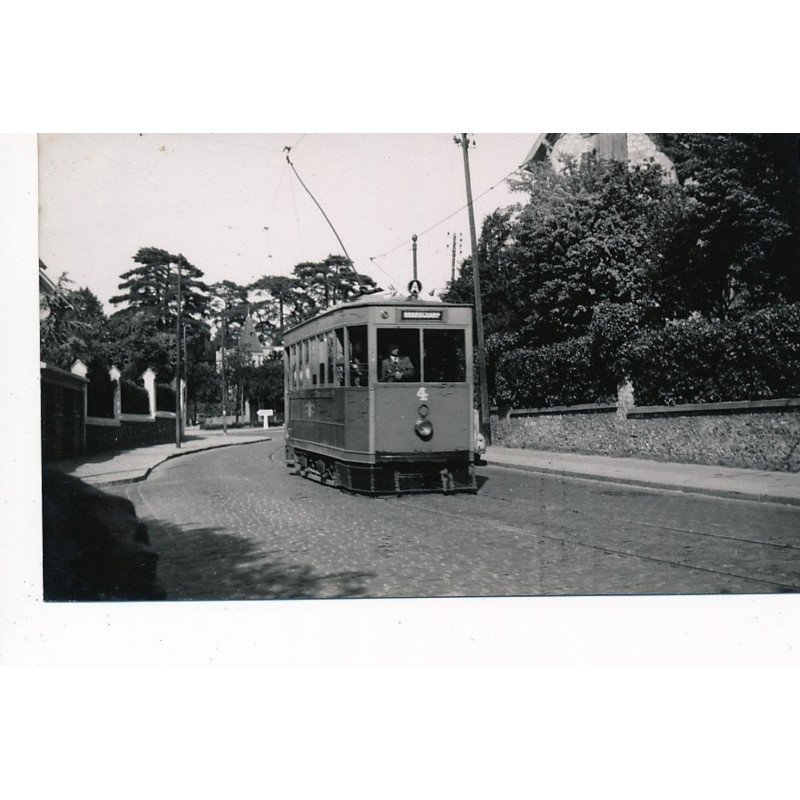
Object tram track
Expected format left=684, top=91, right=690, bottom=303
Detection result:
left=389, top=492, right=800, bottom=593
left=272, top=439, right=800, bottom=592
left=474, top=483, right=800, bottom=553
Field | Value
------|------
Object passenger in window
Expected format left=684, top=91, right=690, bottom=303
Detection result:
left=381, top=343, right=415, bottom=382
left=454, top=347, right=466, bottom=381
left=350, top=341, right=366, bottom=386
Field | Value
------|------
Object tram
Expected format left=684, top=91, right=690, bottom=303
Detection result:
left=283, top=294, right=478, bottom=493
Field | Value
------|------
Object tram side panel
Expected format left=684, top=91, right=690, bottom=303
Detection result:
left=287, top=387, right=368, bottom=462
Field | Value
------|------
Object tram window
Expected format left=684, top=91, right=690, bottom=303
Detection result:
left=378, top=328, right=420, bottom=382
left=302, top=340, right=310, bottom=387
left=332, top=329, right=345, bottom=386
left=423, top=329, right=466, bottom=382
left=316, top=335, right=326, bottom=386
left=347, top=325, right=368, bottom=387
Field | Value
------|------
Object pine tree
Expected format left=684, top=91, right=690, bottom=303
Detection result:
left=110, top=247, right=209, bottom=330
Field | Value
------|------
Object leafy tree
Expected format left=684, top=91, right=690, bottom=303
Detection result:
left=105, top=310, right=176, bottom=383
left=656, top=133, right=800, bottom=317
left=40, top=274, right=110, bottom=369
left=242, top=353, right=285, bottom=418
left=186, top=360, right=221, bottom=424
left=445, top=154, right=686, bottom=351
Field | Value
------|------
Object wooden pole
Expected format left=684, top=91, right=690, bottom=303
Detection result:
left=458, top=134, right=492, bottom=445
left=175, top=257, right=182, bottom=448
left=221, top=311, right=228, bottom=436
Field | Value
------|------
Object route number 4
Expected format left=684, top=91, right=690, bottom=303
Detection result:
left=416, top=387, right=429, bottom=401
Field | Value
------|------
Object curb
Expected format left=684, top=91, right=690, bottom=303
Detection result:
left=85, top=436, right=273, bottom=486
left=485, top=459, right=800, bottom=507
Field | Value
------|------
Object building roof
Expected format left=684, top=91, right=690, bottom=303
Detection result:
left=39, top=259, right=57, bottom=294
left=520, top=133, right=564, bottom=170
left=237, top=314, right=264, bottom=354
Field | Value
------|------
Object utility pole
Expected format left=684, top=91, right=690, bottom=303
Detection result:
left=456, top=133, right=492, bottom=445
left=175, top=256, right=183, bottom=448
left=182, top=322, right=188, bottom=426
left=450, top=232, right=457, bottom=284
left=220, top=310, right=228, bottom=436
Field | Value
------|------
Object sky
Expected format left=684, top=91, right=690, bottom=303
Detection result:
left=38, top=133, right=534, bottom=312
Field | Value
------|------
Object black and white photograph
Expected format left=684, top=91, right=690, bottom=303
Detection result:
left=4, top=5, right=800, bottom=798
left=35, top=131, right=800, bottom=602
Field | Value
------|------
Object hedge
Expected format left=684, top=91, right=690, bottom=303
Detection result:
left=155, top=383, right=176, bottom=412
left=495, top=303, right=800, bottom=409
left=620, top=303, right=800, bottom=405
left=495, top=335, right=616, bottom=408
left=87, top=369, right=114, bottom=418
left=120, top=379, right=150, bottom=415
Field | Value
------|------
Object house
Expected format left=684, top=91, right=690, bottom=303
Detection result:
left=521, top=133, right=677, bottom=182
left=237, top=314, right=267, bottom=366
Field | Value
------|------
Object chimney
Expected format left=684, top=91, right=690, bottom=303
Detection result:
left=596, top=133, right=628, bottom=163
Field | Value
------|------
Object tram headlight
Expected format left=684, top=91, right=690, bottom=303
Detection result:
left=414, top=418, right=433, bottom=440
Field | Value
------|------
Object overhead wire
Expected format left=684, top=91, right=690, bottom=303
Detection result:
left=369, top=164, right=522, bottom=261
left=367, top=255, right=402, bottom=288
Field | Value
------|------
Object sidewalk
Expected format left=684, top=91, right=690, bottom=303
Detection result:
left=485, top=446, right=800, bottom=507
left=47, top=427, right=275, bottom=486
left=46, top=429, right=800, bottom=506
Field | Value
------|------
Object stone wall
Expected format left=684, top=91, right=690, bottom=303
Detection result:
left=493, top=409, right=800, bottom=472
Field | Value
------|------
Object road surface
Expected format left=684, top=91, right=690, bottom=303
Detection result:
left=116, top=439, right=800, bottom=600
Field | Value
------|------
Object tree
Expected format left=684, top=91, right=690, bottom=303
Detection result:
left=657, top=133, right=800, bottom=317
left=248, top=274, right=300, bottom=339
left=242, top=353, right=284, bottom=418
left=207, top=280, right=249, bottom=344
left=290, top=255, right=377, bottom=321
left=40, top=274, right=110, bottom=369
left=110, top=247, right=210, bottom=330
left=105, top=310, right=176, bottom=383
left=445, top=154, right=687, bottom=351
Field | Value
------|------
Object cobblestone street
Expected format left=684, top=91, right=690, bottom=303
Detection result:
left=112, top=440, right=800, bottom=600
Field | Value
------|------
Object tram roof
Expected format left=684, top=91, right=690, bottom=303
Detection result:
left=283, top=293, right=473, bottom=337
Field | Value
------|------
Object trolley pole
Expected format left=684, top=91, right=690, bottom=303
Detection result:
left=175, top=256, right=183, bottom=449
left=412, top=233, right=418, bottom=282
left=457, top=133, right=492, bottom=445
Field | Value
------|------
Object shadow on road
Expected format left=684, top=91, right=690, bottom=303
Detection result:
left=145, top=518, right=376, bottom=601
left=42, top=469, right=165, bottom=602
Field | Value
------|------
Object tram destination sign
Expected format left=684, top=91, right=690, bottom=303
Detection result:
left=401, top=310, right=443, bottom=320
